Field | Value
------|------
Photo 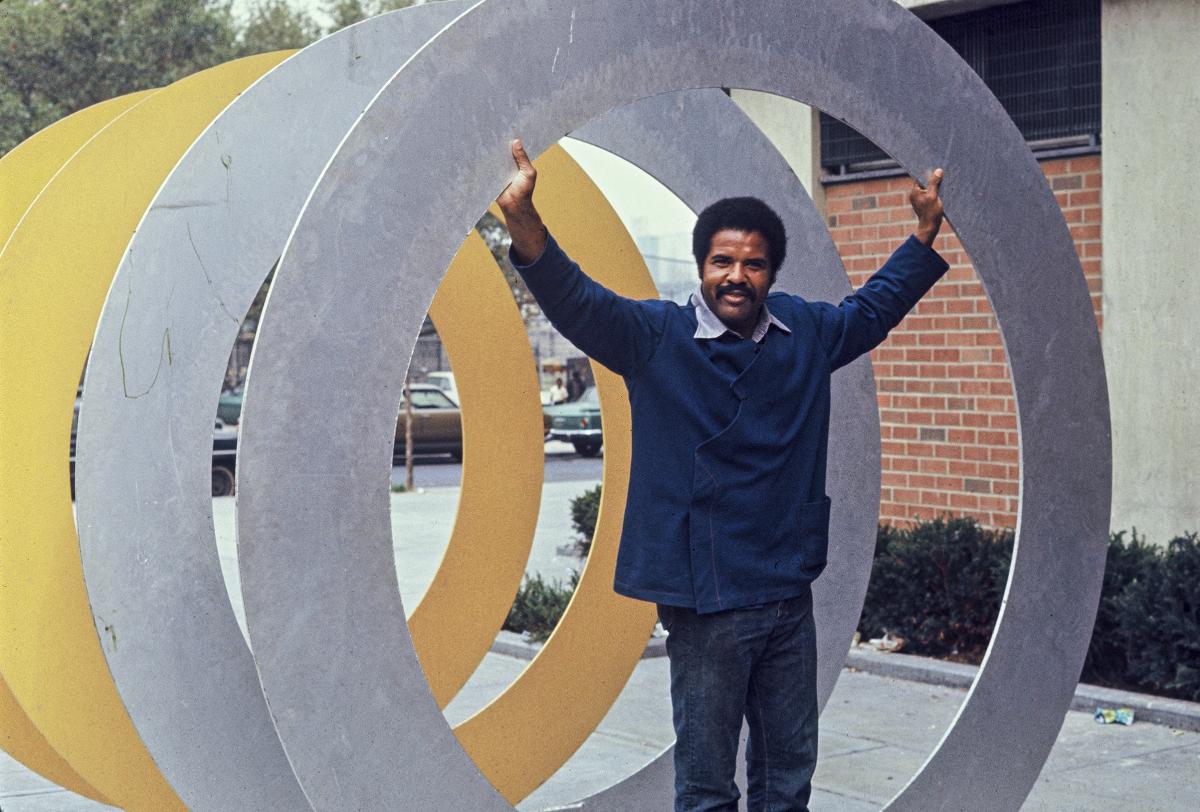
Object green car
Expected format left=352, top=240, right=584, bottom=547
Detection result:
left=543, top=385, right=603, bottom=457
left=218, top=391, right=244, bottom=425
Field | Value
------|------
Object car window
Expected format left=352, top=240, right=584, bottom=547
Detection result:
left=410, top=388, right=455, bottom=409
left=580, top=386, right=599, bottom=404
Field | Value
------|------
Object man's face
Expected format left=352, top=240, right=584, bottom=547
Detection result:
left=699, top=229, right=773, bottom=338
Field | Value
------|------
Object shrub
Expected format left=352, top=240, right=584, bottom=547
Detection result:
left=858, top=516, right=1013, bottom=661
left=503, top=571, right=578, bottom=643
left=859, top=519, right=1200, bottom=702
left=1081, top=531, right=1200, bottom=701
left=1081, top=530, right=1160, bottom=685
left=570, top=484, right=601, bottom=556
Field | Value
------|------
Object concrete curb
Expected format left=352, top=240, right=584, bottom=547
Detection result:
left=845, top=647, right=1200, bottom=733
left=490, top=630, right=667, bottom=660
left=489, top=634, right=1200, bottom=732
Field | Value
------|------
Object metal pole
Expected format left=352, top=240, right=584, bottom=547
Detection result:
left=404, top=374, right=414, bottom=491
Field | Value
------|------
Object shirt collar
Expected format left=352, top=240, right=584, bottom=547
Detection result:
left=689, top=288, right=791, bottom=343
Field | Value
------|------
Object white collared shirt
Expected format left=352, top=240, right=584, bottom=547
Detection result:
left=688, top=288, right=791, bottom=343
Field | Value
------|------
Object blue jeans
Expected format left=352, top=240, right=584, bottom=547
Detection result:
left=657, top=590, right=818, bottom=812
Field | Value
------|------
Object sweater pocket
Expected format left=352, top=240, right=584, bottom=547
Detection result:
left=796, top=495, right=832, bottom=578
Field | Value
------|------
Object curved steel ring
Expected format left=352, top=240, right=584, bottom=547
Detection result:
left=239, top=0, right=1109, bottom=810
left=74, top=4, right=871, bottom=810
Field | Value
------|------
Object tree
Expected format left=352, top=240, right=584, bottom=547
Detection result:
left=0, top=0, right=351, bottom=156
left=324, top=0, right=416, bottom=31
left=0, top=1, right=241, bottom=154
left=237, top=0, right=321, bottom=56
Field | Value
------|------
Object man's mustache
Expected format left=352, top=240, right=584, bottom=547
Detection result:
left=717, top=284, right=755, bottom=302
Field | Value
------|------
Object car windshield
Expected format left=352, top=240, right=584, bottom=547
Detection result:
left=410, top=388, right=455, bottom=409
left=579, top=386, right=598, bottom=404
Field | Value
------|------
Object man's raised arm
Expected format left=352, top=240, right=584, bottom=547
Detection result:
left=495, top=140, right=666, bottom=378
left=808, top=168, right=950, bottom=371
left=496, top=139, right=548, bottom=264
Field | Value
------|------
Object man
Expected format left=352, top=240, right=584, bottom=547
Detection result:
left=549, top=375, right=569, bottom=404
left=497, top=139, right=947, bottom=812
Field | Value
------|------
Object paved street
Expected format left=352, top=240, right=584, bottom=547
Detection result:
left=390, top=440, right=603, bottom=488
left=2, top=467, right=1196, bottom=810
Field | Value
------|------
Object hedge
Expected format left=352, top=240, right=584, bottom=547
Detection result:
left=508, top=485, right=1200, bottom=701
left=860, top=519, right=1200, bottom=702
left=857, top=516, right=1013, bottom=661
left=502, top=571, right=578, bottom=643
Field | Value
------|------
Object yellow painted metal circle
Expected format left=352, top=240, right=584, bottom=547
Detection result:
left=452, top=146, right=660, bottom=803
left=0, top=52, right=292, bottom=809
left=2, top=54, right=657, bottom=807
left=412, top=233, right=545, bottom=708
left=0, top=90, right=155, bottom=805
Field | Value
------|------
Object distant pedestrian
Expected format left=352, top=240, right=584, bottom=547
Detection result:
left=549, top=376, right=568, bottom=404
left=567, top=370, right=584, bottom=401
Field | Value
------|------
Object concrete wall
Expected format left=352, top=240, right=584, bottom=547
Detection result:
left=1103, top=0, right=1200, bottom=541
left=729, top=90, right=825, bottom=216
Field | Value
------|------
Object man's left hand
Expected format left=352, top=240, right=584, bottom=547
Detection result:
left=910, top=168, right=945, bottom=247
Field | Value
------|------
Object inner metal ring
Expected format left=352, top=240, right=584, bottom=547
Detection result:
left=239, top=0, right=1108, bottom=809
left=72, top=5, right=872, bottom=808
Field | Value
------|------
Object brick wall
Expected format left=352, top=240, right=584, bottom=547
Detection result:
left=824, top=154, right=1102, bottom=529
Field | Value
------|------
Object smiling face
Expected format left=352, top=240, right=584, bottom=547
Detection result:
left=699, top=228, right=774, bottom=339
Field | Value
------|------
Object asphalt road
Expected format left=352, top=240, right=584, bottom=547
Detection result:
left=390, top=441, right=603, bottom=488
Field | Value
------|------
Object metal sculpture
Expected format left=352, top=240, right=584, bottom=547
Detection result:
left=0, top=0, right=1109, bottom=809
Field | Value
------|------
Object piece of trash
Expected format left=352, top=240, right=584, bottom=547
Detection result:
left=1094, top=707, right=1134, bottom=726
left=866, top=632, right=905, bottom=653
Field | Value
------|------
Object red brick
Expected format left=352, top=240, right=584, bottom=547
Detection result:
left=916, top=455, right=945, bottom=474
left=949, top=460, right=979, bottom=476
left=990, top=447, right=1019, bottom=464
left=950, top=493, right=980, bottom=509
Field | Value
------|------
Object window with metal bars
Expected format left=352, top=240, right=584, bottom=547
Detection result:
left=820, top=0, right=1100, bottom=175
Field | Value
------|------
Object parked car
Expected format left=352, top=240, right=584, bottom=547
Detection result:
left=394, top=383, right=463, bottom=460
left=210, top=421, right=238, bottom=497
left=543, top=385, right=603, bottom=457
left=217, top=391, right=243, bottom=426
left=202, top=384, right=466, bottom=465
left=423, top=371, right=459, bottom=406
left=70, top=398, right=239, bottom=498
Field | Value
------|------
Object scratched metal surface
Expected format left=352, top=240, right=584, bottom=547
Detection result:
left=73, top=4, right=470, bottom=810
left=238, top=0, right=1109, bottom=809
left=74, top=3, right=863, bottom=808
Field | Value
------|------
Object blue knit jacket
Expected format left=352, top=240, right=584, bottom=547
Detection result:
left=516, top=234, right=947, bottom=613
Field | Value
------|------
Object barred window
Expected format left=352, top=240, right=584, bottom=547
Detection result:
left=820, top=0, right=1101, bottom=174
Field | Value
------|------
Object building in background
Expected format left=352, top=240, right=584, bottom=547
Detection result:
left=733, top=0, right=1197, bottom=540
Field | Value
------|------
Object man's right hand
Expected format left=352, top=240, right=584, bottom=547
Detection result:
left=496, top=139, right=547, bottom=264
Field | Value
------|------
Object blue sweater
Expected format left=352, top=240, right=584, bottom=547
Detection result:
left=516, top=234, right=948, bottom=613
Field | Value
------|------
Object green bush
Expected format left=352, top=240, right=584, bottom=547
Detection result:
left=1081, top=531, right=1200, bottom=701
left=859, top=518, right=1200, bottom=702
left=570, top=484, right=601, bottom=556
left=503, top=571, right=578, bottom=643
left=858, top=516, right=1013, bottom=660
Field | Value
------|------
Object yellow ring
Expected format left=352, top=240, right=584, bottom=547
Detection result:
left=2, top=57, right=657, bottom=807
left=0, top=89, right=156, bottom=805
left=0, top=51, right=293, bottom=809
left=411, top=233, right=545, bottom=708
left=452, top=146, right=660, bottom=803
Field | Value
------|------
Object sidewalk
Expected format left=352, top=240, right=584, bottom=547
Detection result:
left=2, top=480, right=1196, bottom=810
